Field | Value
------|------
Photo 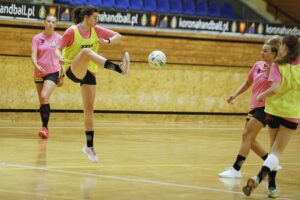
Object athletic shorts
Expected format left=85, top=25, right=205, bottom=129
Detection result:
left=246, top=107, right=266, bottom=126
left=265, top=114, right=298, bottom=130
left=34, top=71, right=59, bottom=84
left=66, top=67, right=96, bottom=85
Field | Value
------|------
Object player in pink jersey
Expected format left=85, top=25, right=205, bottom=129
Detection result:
left=243, top=35, right=300, bottom=198
left=56, top=7, right=130, bottom=162
left=219, top=36, right=281, bottom=194
left=31, top=14, right=63, bottom=139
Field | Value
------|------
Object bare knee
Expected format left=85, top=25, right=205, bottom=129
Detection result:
left=80, top=48, right=93, bottom=59
left=40, top=92, right=49, bottom=103
left=84, top=104, right=94, bottom=115
left=242, top=127, right=255, bottom=143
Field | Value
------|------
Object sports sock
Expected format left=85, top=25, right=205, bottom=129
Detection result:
left=40, top=104, right=50, bottom=128
left=257, top=166, right=271, bottom=183
left=233, top=154, right=246, bottom=171
left=268, top=170, right=277, bottom=188
left=104, top=60, right=122, bottom=73
left=86, top=131, right=94, bottom=148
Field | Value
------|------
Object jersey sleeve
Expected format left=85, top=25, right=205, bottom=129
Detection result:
left=59, top=27, right=74, bottom=49
left=32, top=35, right=39, bottom=52
left=95, top=25, right=115, bottom=39
left=268, top=63, right=281, bottom=83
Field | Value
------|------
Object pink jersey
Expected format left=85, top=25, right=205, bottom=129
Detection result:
left=59, top=24, right=114, bottom=48
left=248, top=61, right=271, bottom=111
left=32, top=32, right=62, bottom=77
left=268, top=58, right=300, bottom=123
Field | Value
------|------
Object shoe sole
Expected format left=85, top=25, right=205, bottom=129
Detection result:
left=38, top=131, right=48, bottom=139
left=218, top=175, right=242, bottom=179
left=122, top=52, right=130, bottom=75
left=268, top=193, right=280, bottom=198
left=82, top=147, right=98, bottom=162
left=243, top=178, right=256, bottom=196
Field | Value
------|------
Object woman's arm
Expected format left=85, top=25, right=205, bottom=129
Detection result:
left=256, top=82, right=280, bottom=101
left=31, top=49, right=44, bottom=73
left=227, top=80, right=252, bottom=103
left=99, top=32, right=122, bottom=44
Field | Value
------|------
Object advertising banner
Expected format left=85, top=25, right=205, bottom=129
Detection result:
left=0, top=1, right=58, bottom=20
left=0, top=1, right=299, bottom=36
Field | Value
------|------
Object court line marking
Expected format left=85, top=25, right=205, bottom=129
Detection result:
left=0, top=162, right=293, bottom=200
left=0, top=189, right=76, bottom=200
left=0, top=126, right=244, bottom=130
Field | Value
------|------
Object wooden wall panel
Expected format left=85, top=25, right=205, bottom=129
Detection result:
left=0, top=26, right=262, bottom=67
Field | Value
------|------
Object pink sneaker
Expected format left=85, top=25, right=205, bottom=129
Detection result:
left=39, top=127, right=49, bottom=139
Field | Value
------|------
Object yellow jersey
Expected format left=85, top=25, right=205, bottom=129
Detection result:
left=62, top=25, right=100, bottom=73
left=265, top=63, right=300, bottom=118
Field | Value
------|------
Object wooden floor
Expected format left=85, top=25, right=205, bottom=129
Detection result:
left=0, top=113, right=299, bottom=200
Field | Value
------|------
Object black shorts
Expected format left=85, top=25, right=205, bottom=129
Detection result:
left=265, top=114, right=298, bottom=130
left=246, top=107, right=266, bottom=126
left=66, top=67, right=96, bottom=85
left=34, top=71, right=59, bottom=84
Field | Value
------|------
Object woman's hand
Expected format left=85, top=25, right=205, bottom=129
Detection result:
left=57, top=76, right=64, bottom=87
left=36, top=65, right=45, bottom=73
left=99, top=38, right=110, bottom=44
left=227, top=94, right=236, bottom=104
left=256, top=93, right=264, bottom=102
left=58, top=56, right=64, bottom=65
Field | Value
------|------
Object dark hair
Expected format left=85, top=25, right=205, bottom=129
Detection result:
left=265, top=35, right=281, bottom=58
left=276, top=35, right=299, bottom=65
left=73, top=7, right=99, bottom=24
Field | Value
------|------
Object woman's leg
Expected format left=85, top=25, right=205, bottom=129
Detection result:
left=267, top=128, right=280, bottom=197
left=36, top=80, right=56, bottom=138
left=236, top=117, right=264, bottom=163
left=81, top=84, right=96, bottom=132
left=219, top=117, right=264, bottom=178
left=70, top=49, right=130, bottom=80
left=243, top=126, right=295, bottom=196
left=81, top=84, right=98, bottom=162
left=270, top=126, right=294, bottom=158
left=35, top=83, right=43, bottom=104
left=250, top=140, right=268, bottom=158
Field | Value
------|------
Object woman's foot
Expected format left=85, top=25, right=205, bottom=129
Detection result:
left=120, top=52, right=130, bottom=75
left=243, top=176, right=259, bottom=196
left=38, top=127, right=49, bottom=139
left=82, top=146, right=98, bottom=162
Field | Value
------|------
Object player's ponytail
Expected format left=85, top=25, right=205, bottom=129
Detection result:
left=276, top=35, right=299, bottom=65
left=72, top=7, right=99, bottom=24
left=73, top=7, right=83, bottom=24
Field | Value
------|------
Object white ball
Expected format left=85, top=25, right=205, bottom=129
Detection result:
left=148, top=50, right=166, bottom=69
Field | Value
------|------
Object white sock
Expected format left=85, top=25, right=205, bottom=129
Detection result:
left=263, top=154, right=279, bottom=171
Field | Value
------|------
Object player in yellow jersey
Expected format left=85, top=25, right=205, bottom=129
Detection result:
left=56, top=7, right=130, bottom=162
left=243, top=35, right=300, bottom=198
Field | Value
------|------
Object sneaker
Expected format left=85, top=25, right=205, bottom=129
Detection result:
left=275, top=165, right=282, bottom=171
left=82, top=146, right=98, bottom=162
left=268, top=187, right=280, bottom=198
left=243, top=176, right=259, bottom=196
left=119, top=52, right=130, bottom=75
left=219, top=167, right=242, bottom=178
left=38, top=127, right=49, bottom=139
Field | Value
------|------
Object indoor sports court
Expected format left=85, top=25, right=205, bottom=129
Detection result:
left=0, top=0, right=300, bottom=199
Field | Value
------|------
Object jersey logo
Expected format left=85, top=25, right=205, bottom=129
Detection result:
left=81, top=44, right=93, bottom=48
left=51, top=40, right=58, bottom=46
left=256, top=68, right=261, bottom=74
